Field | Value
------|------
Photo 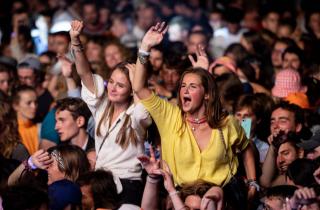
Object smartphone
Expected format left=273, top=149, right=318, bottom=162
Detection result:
left=241, top=118, right=252, bottom=139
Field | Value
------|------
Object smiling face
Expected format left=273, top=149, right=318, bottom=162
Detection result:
left=270, top=108, right=300, bottom=134
left=14, top=90, right=37, bottom=121
left=107, top=68, right=132, bottom=104
left=276, top=142, right=299, bottom=174
left=179, top=73, right=206, bottom=114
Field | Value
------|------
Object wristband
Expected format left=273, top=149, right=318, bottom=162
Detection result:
left=11, top=32, right=17, bottom=38
left=146, top=176, right=160, bottom=184
left=138, top=49, right=150, bottom=65
left=71, top=42, right=82, bottom=46
left=247, top=180, right=260, bottom=192
left=138, top=49, right=150, bottom=56
left=71, top=46, right=84, bottom=52
left=28, top=156, right=38, bottom=170
left=169, top=190, right=179, bottom=197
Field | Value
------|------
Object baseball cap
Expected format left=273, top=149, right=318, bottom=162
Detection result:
left=18, top=56, right=41, bottom=71
left=297, top=130, right=320, bottom=150
left=0, top=56, right=17, bottom=70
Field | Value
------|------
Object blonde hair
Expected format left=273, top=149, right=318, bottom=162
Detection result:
left=96, top=62, right=138, bottom=149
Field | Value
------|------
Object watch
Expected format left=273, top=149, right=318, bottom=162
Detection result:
left=138, top=49, right=150, bottom=65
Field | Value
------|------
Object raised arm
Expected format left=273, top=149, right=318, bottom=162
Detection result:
left=260, top=133, right=279, bottom=188
left=260, top=144, right=277, bottom=188
left=69, top=20, right=94, bottom=93
left=8, top=149, right=52, bottom=186
left=58, top=54, right=80, bottom=94
left=133, top=22, right=168, bottom=100
left=139, top=147, right=161, bottom=210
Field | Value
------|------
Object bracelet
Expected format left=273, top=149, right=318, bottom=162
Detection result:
left=246, top=178, right=256, bottom=182
left=71, top=41, right=82, bottom=46
left=138, top=49, right=150, bottom=56
left=11, top=32, right=17, bottom=38
left=169, top=190, right=179, bottom=197
left=146, top=176, right=160, bottom=184
left=247, top=180, right=260, bottom=192
left=71, top=46, right=84, bottom=52
left=23, top=160, right=31, bottom=171
left=28, top=157, right=38, bottom=170
left=138, top=52, right=149, bottom=65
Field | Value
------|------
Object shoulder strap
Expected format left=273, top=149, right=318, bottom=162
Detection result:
left=218, top=128, right=234, bottom=177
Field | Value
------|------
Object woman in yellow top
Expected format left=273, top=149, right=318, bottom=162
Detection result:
left=133, top=22, right=257, bottom=208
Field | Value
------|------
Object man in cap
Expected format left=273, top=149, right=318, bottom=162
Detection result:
left=298, top=130, right=320, bottom=160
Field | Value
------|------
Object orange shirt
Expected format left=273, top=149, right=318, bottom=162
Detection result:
left=18, top=118, right=39, bottom=155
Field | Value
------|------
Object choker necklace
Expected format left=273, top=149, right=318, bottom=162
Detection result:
left=186, top=116, right=207, bottom=131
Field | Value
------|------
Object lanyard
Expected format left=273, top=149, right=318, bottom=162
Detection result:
left=96, top=118, right=121, bottom=161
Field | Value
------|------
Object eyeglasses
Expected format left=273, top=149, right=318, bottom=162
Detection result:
left=51, top=150, right=65, bottom=169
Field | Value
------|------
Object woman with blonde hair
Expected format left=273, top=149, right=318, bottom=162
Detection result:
left=69, top=20, right=151, bottom=206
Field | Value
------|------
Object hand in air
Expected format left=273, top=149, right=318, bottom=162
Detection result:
left=137, top=146, right=160, bottom=176
left=57, top=54, right=73, bottom=78
left=141, top=22, right=168, bottom=51
left=70, top=20, right=84, bottom=41
left=159, top=160, right=176, bottom=193
left=188, top=44, right=209, bottom=70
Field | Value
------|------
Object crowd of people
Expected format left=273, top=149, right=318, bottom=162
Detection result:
left=0, top=0, right=320, bottom=209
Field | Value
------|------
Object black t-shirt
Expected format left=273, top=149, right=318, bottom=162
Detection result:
left=34, top=89, right=54, bottom=123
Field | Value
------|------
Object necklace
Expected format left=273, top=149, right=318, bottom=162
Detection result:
left=186, top=116, right=207, bottom=131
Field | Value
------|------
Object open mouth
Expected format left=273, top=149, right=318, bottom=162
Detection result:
left=182, top=96, right=192, bottom=105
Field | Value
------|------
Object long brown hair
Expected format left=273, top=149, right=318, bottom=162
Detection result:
left=49, top=144, right=90, bottom=182
left=177, top=68, right=227, bottom=129
left=0, top=100, right=21, bottom=158
left=96, top=62, right=138, bottom=149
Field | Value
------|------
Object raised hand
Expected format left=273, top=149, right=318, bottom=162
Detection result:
left=57, top=54, right=73, bottom=78
left=137, top=146, right=160, bottom=176
left=148, top=79, right=172, bottom=99
left=31, top=149, right=53, bottom=170
left=188, top=44, right=209, bottom=70
left=125, top=63, right=136, bottom=84
left=70, top=20, right=84, bottom=42
left=141, top=22, right=168, bottom=51
left=159, top=160, right=176, bottom=193
left=284, top=187, right=317, bottom=210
